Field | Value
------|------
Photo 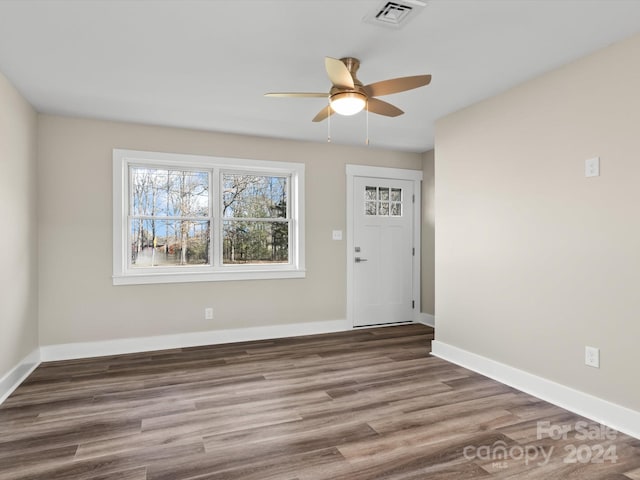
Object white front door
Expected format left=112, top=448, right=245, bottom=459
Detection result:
left=351, top=176, right=415, bottom=327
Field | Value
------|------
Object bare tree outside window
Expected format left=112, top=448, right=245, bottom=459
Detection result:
left=130, top=167, right=210, bottom=267
left=222, top=174, right=289, bottom=264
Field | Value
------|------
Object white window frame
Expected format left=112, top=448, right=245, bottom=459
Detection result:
left=113, top=149, right=305, bottom=285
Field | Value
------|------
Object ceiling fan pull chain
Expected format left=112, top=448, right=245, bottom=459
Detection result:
left=365, top=100, right=370, bottom=146
left=327, top=104, right=331, bottom=143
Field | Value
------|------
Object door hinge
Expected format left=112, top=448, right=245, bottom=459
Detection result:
left=412, top=194, right=415, bottom=203
left=412, top=247, right=415, bottom=256
left=412, top=300, right=415, bottom=309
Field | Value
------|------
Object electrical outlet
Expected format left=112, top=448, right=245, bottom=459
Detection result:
left=205, top=307, right=213, bottom=320
left=585, top=346, right=600, bottom=368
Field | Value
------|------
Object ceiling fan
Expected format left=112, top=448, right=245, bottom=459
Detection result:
left=265, top=57, right=431, bottom=122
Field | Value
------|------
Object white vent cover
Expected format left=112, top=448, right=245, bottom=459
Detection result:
left=364, top=0, right=427, bottom=29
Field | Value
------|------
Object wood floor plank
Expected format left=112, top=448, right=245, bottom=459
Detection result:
left=0, top=324, right=638, bottom=480
left=626, top=466, right=640, bottom=479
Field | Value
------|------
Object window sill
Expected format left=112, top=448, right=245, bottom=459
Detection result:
left=112, top=269, right=306, bottom=285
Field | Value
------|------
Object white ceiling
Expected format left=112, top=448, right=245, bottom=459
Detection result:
left=0, top=0, right=639, bottom=153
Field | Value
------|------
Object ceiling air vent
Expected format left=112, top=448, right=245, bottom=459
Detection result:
left=364, top=0, right=427, bottom=29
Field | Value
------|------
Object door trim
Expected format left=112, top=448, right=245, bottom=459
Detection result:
left=346, top=165, right=423, bottom=328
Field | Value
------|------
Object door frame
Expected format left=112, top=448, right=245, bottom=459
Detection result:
left=346, top=164, right=423, bottom=328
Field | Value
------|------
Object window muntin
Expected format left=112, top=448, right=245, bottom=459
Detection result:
left=113, top=150, right=305, bottom=284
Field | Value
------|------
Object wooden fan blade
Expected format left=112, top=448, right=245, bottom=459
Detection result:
left=363, top=75, right=432, bottom=97
left=312, top=105, right=335, bottom=122
left=264, top=92, right=328, bottom=98
left=367, top=98, right=404, bottom=117
left=325, top=57, right=354, bottom=89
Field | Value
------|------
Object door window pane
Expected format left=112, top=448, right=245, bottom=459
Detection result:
left=365, top=201, right=377, bottom=216
left=365, top=186, right=377, bottom=201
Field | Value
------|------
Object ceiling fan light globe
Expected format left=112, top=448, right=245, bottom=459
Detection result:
left=330, top=92, right=366, bottom=116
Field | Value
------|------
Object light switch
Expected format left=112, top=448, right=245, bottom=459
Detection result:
left=332, top=230, right=343, bottom=241
left=585, top=157, right=600, bottom=177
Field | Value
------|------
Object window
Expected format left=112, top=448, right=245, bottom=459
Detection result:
left=365, top=186, right=403, bottom=216
left=222, top=173, right=289, bottom=265
left=113, top=149, right=305, bottom=285
left=130, top=166, right=211, bottom=268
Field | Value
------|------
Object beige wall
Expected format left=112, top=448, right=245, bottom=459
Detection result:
left=421, top=150, right=435, bottom=315
left=435, top=32, right=640, bottom=411
left=0, top=73, right=38, bottom=376
left=37, top=115, right=422, bottom=345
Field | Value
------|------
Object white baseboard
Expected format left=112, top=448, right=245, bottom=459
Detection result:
left=416, top=313, right=435, bottom=328
left=40, top=319, right=352, bottom=362
left=431, top=340, right=640, bottom=441
left=0, top=349, right=41, bottom=405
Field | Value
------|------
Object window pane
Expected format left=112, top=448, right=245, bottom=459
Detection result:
left=391, top=202, right=402, bottom=216
left=223, top=174, right=287, bottom=219
left=365, top=186, right=377, bottom=201
left=391, top=188, right=402, bottom=202
left=223, top=220, right=289, bottom=264
left=131, top=167, right=209, bottom=217
left=130, top=219, right=210, bottom=267
left=378, top=188, right=389, bottom=201
left=365, top=201, right=377, bottom=216
left=379, top=202, right=389, bottom=216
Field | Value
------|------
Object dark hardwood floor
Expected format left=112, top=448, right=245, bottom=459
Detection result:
left=1, top=324, right=639, bottom=479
